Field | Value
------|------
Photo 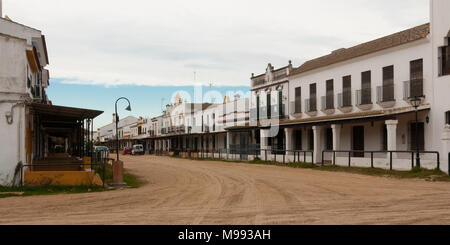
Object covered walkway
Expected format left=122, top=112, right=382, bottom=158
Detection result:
left=24, top=103, right=103, bottom=185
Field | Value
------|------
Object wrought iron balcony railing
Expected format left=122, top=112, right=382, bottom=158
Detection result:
left=252, top=78, right=266, bottom=87
left=338, top=91, right=352, bottom=108
left=403, top=79, right=424, bottom=99
left=289, top=101, right=302, bottom=114
left=305, top=98, right=317, bottom=112
left=376, top=83, right=395, bottom=103
left=356, top=88, right=372, bottom=106
left=321, top=93, right=334, bottom=111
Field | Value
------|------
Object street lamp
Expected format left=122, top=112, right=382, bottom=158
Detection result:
left=410, top=96, right=422, bottom=168
left=115, top=97, right=132, bottom=162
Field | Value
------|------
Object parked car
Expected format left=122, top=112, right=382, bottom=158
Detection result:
left=132, top=144, right=145, bottom=155
left=94, top=146, right=110, bottom=159
left=123, top=147, right=132, bottom=155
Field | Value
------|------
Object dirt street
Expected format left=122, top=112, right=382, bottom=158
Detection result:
left=1, top=155, right=450, bottom=224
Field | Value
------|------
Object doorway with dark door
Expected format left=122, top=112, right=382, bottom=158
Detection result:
left=240, top=133, right=249, bottom=160
left=352, top=126, right=364, bottom=157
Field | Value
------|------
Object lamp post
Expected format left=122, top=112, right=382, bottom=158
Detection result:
left=115, top=97, right=132, bottom=162
left=410, top=96, right=422, bottom=168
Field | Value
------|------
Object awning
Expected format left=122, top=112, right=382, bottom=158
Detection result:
left=278, top=106, right=430, bottom=127
left=27, top=103, right=103, bottom=120
left=226, top=105, right=431, bottom=130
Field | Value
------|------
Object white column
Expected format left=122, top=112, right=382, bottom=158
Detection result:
left=284, top=128, right=294, bottom=154
left=386, top=120, right=398, bottom=161
left=441, top=124, right=450, bottom=172
left=331, top=124, right=341, bottom=165
left=386, top=120, right=398, bottom=151
left=260, top=129, right=270, bottom=150
left=331, top=124, right=341, bottom=151
left=226, top=131, right=232, bottom=150
left=313, top=126, right=322, bottom=164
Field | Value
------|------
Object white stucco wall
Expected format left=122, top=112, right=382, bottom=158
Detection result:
left=0, top=35, right=28, bottom=185
left=430, top=0, right=450, bottom=163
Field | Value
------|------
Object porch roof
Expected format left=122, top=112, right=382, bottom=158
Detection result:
left=227, top=105, right=431, bottom=130
left=278, top=105, right=430, bottom=128
left=27, top=103, right=103, bottom=120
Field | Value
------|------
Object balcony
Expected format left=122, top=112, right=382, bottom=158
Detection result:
left=250, top=108, right=258, bottom=122
left=337, top=91, right=353, bottom=113
left=289, top=101, right=302, bottom=117
left=403, top=79, right=424, bottom=100
left=356, top=88, right=373, bottom=110
left=252, top=77, right=266, bottom=87
left=254, top=105, right=286, bottom=121
left=321, top=93, right=335, bottom=114
left=271, top=104, right=286, bottom=119
left=305, top=98, right=317, bottom=116
left=176, top=126, right=185, bottom=133
left=273, top=71, right=287, bottom=81
left=376, top=83, right=395, bottom=108
left=32, top=85, right=41, bottom=100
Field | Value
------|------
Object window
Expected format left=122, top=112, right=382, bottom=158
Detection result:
left=382, top=65, right=394, bottom=101
left=278, top=91, right=283, bottom=117
left=410, top=122, right=425, bottom=151
left=410, top=59, right=423, bottom=97
left=439, top=38, right=450, bottom=76
left=267, top=92, right=271, bottom=119
left=295, top=87, right=301, bottom=113
left=256, top=95, right=260, bottom=121
left=446, top=111, right=450, bottom=125
left=309, top=83, right=317, bottom=111
left=212, top=113, right=216, bottom=131
left=342, top=75, right=351, bottom=107
left=361, top=71, right=371, bottom=104
left=326, top=79, right=334, bottom=109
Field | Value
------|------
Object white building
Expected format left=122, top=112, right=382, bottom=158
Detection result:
left=139, top=93, right=250, bottom=155
left=249, top=0, right=450, bottom=172
left=98, top=114, right=138, bottom=150
left=0, top=13, right=50, bottom=185
left=0, top=6, right=102, bottom=186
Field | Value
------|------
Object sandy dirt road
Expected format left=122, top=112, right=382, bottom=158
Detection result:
left=1, top=155, right=450, bottom=225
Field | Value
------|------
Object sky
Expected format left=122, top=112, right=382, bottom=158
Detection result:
left=2, top=0, right=430, bottom=128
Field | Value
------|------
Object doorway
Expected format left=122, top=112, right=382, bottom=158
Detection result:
left=352, top=126, right=364, bottom=157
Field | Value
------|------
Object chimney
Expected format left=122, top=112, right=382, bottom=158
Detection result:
left=112, top=113, right=116, bottom=123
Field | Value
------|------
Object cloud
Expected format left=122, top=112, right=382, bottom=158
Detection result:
left=3, top=0, right=429, bottom=87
